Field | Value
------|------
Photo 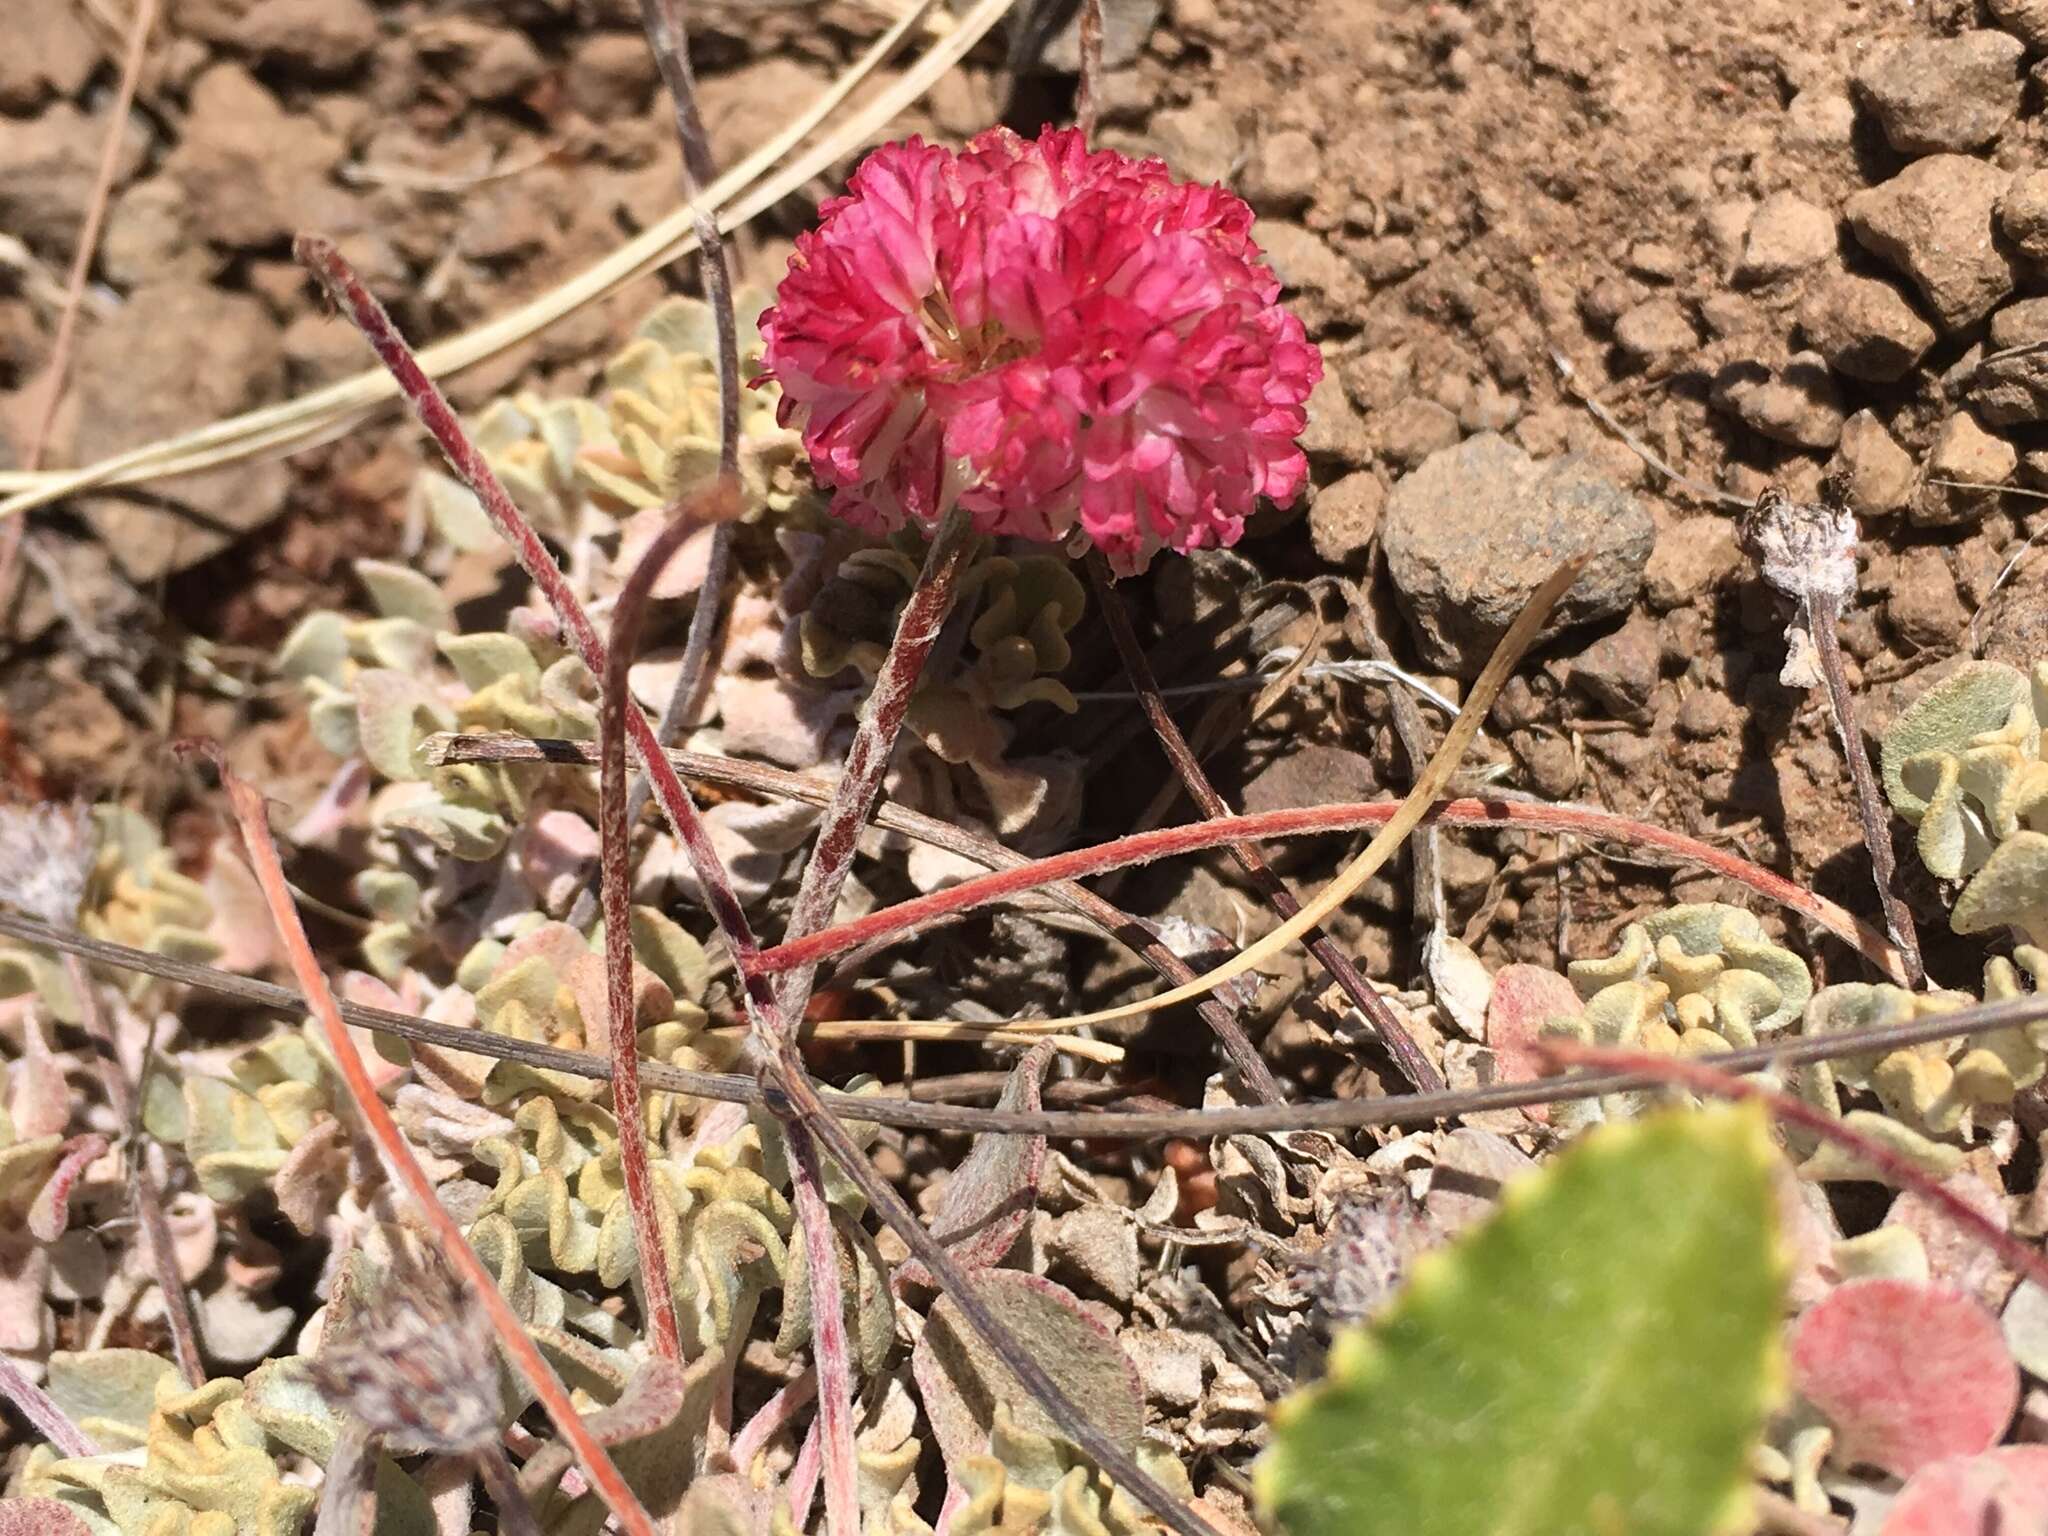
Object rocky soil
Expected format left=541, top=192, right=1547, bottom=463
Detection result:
left=3, top=0, right=2047, bottom=1010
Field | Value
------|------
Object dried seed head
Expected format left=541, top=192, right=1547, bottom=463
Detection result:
left=0, top=802, right=96, bottom=927
left=308, top=1245, right=502, bottom=1454
left=1738, top=479, right=1858, bottom=606
left=1309, top=1190, right=1441, bottom=1337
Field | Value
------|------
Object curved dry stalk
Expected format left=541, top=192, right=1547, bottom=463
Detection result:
left=201, top=749, right=662, bottom=1536
left=4, top=907, right=1985, bottom=1141
left=748, top=792, right=1907, bottom=987
left=0, top=0, right=158, bottom=610
left=1086, top=551, right=1418, bottom=1095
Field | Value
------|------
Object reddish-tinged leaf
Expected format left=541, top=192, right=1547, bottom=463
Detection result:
left=1881, top=1446, right=2048, bottom=1536
left=0, top=1499, right=93, bottom=1535
left=1790, top=1278, right=2017, bottom=1478
left=1483, top=965, right=1581, bottom=1123
left=29, top=1134, right=108, bottom=1242
left=898, top=1042, right=1052, bottom=1288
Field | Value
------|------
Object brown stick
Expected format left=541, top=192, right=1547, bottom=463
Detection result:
left=1541, top=1040, right=2048, bottom=1296
left=1087, top=553, right=1435, bottom=1094
left=1807, top=591, right=1924, bottom=988
left=5, top=907, right=1992, bottom=1141
left=774, top=504, right=975, bottom=1025
left=62, top=950, right=206, bottom=1388
left=1075, top=0, right=1105, bottom=140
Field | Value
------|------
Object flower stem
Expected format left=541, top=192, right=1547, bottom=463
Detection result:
left=1086, top=552, right=1436, bottom=1094
left=782, top=1119, right=861, bottom=1536
left=0, top=1352, right=94, bottom=1458
left=1805, top=591, right=1925, bottom=988
left=775, top=503, right=977, bottom=1024
left=601, top=502, right=735, bottom=1363
left=292, top=235, right=765, bottom=975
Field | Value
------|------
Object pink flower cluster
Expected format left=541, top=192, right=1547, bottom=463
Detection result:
left=759, top=126, right=1322, bottom=572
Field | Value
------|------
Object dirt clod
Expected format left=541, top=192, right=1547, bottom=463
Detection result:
left=1830, top=410, right=1917, bottom=519
left=1848, top=155, right=2017, bottom=333
left=1852, top=31, right=2025, bottom=154
left=1798, top=271, right=1936, bottom=384
left=1917, top=412, right=2018, bottom=527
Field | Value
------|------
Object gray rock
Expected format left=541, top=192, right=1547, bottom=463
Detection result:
left=1798, top=271, right=1935, bottom=383
left=2001, top=170, right=2048, bottom=262
left=1829, top=410, right=1916, bottom=518
left=1299, top=370, right=1370, bottom=465
left=1612, top=297, right=1698, bottom=370
left=1140, top=100, right=1240, bottom=186
left=1240, top=742, right=1380, bottom=817
left=1887, top=547, right=1970, bottom=649
left=1737, top=192, right=1837, bottom=283
left=0, top=1, right=97, bottom=111
left=239, top=0, right=379, bottom=73
left=1990, top=296, right=2048, bottom=350
left=1991, top=0, right=2048, bottom=51
left=1916, top=411, right=2016, bottom=527
left=164, top=64, right=351, bottom=250
left=1848, top=155, right=2016, bottom=332
left=0, top=102, right=149, bottom=255
left=1853, top=31, right=2024, bottom=153
left=1711, top=351, right=1845, bottom=450
left=1308, top=471, right=1384, bottom=569
left=1381, top=433, right=1655, bottom=678
left=1643, top=515, right=1742, bottom=610
left=1978, top=557, right=2048, bottom=667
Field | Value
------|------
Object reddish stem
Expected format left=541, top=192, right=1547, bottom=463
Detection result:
left=204, top=747, right=661, bottom=1536
left=0, top=1353, right=94, bottom=1458
left=1541, top=1041, right=2048, bottom=1298
left=750, top=795, right=1908, bottom=983
left=782, top=1119, right=860, bottom=1536
left=292, top=237, right=765, bottom=977
left=774, top=505, right=975, bottom=1026
left=600, top=497, right=733, bottom=1362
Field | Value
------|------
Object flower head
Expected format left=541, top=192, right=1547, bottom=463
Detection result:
left=759, top=126, right=1321, bottom=572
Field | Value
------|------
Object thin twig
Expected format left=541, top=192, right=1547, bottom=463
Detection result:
left=198, top=747, right=663, bottom=1536
left=294, top=237, right=766, bottom=977
left=1551, top=349, right=1748, bottom=510
left=0, top=905, right=2033, bottom=1140
left=1541, top=1041, right=2048, bottom=1296
left=1086, top=554, right=1406, bottom=1096
left=780, top=1118, right=861, bottom=1536
left=475, top=1442, right=545, bottom=1536
left=1356, top=571, right=1447, bottom=943
left=0, top=0, right=158, bottom=612
left=603, top=505, right=731, bottom=1363
left=774, top=505, right=976, bottom=1025
left=0, top=1352, right=95, bottom=1458
left=63, top=952, right=204, bottom=1387
left=747, top=790, right=1905, bottom=987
